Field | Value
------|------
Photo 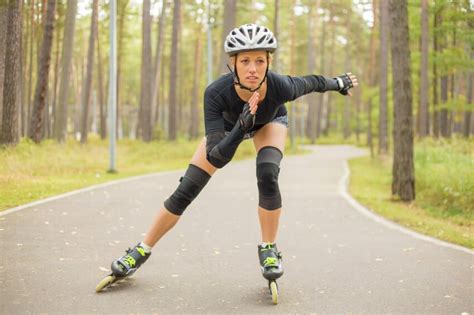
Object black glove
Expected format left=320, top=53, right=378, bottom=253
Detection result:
left=335, top=73, right=354, bottom=96
left=238, top=103, right=256, bottom=132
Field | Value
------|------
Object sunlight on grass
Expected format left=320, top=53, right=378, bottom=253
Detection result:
left=348, top=137, right=474, bottom=249
left=0, top=136, right=304, bottom=211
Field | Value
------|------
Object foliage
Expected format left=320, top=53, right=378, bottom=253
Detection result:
left=349, top=137, right=474, bottom=249
left=415, top=137, right=474, bottom=220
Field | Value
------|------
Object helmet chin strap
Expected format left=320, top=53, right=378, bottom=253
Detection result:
left=227, top=52, right=269, bottom=93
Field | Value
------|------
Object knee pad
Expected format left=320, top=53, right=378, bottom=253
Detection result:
left=164, top=164, right=211, bottom=216
left=256, top=146, right=283, bottom=210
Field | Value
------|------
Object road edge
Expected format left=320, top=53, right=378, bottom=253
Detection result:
left=0, top=169, right=183, bottom=217
left=339, top=160, right=473, bottom=256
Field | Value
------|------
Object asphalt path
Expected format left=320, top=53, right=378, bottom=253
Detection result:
left=0, top=145, right=472, bottom=314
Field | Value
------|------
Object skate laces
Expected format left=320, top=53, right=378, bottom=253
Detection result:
left=260, top=244, right=280, bottom=267
left=263, top=257, right=278, bottom=267
left=122, top=254, right=136, bottom=267
left=122, top=246, right=147, bottom=268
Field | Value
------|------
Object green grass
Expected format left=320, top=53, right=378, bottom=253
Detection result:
left=348, top=137, right=474, bottom=249
left=0, top=136, right=304, bottom=211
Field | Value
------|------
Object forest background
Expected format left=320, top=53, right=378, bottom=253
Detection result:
left=0, top=0, right=472, bottom=248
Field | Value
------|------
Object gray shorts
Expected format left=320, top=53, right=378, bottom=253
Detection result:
left=225, top=115, right=289, bottom=140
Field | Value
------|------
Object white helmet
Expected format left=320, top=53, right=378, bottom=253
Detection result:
left=224, top=23, right=277, bottom=56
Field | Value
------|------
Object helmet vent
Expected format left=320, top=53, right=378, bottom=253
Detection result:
left=224, top=23, right=278, bottom=55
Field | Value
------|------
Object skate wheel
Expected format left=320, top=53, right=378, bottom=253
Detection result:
left=270, top=281, right=278, bottom=305
left=95, top=275, right=116, bottom=292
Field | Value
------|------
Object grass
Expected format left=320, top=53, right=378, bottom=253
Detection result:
left=0, top=135, right=304, bottom=211
left=348, top=137, right=474, bottom=249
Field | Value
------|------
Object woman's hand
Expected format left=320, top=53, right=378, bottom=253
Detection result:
left=248, top=91, right=260, bottom=114
left=239, top=92, right=260, bottom=131
left=337, top=73, right=358, bottom=96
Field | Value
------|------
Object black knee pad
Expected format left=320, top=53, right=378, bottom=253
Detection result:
left=256, top=146, right=283, bottom=210
left=164, top=164, right=211, bottom=216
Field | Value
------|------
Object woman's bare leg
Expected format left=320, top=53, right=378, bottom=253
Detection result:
left=252, top=123, right=287, bottom=243
left=143, top=137, right=217, bottom=247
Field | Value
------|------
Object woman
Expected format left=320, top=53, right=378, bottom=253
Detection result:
left=100, top=23, right=358, bottom=288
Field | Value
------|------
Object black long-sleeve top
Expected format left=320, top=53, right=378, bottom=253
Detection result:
left=203, top=70, right=340, bottom=135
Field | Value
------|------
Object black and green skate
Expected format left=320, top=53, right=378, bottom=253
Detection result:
left=258, top=243, right=283, bottom=304
left=96, top=243, right=151, bottom=292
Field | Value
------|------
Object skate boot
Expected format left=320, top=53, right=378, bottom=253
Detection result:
left=110, top=243, right=151, bottom=277
left=258, top=243, right=283, bottom=280
left=258, top=243, right=283, bottom=304
left=96, top=243, right=151, bottom=292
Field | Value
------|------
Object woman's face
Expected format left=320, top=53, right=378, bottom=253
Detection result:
left=233, top=50, right=268, bottom=88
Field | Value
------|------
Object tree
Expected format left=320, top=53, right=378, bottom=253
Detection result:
left=80, top=0, right=98, bottom=144
left=54, top=0, right=77, bottom=142
left=306, top=0, right=319, bottom=143
left=432, top=4, right=440, bottom=137
left=96, top=10, right=106, bottom=140
left=190, top=25, right=203, bottom=139
left=378, top=0, right=389, bottom=153
left=272, top=0, right=280, bottom=73
left=0, top=0, right=22, bottom=145
left=139, top=0, right=152, bottom=141
left=28, top=0, right=55, bottom=143
left=367, top=0, right=377, bottom=157
left=389, top=0, right=415, bottom=201
left=464, top=52, right=472, bottom=137
left=219, top=0, right=236, bottom=74
left=0, top=5, right=7, bottom=125
left=322, top=4, right=336, bottom=136
left=152, top=0, right=169, bottom=125
left=168, top=0, right=180, bottom=140
left=316, top=10, right=327, bottom=138
left=437, top=4, right=449, bottom=138
left=419, top=0, right=430, bottom=137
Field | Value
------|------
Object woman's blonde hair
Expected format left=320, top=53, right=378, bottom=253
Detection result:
left=229, top=52, right=273, bottom=66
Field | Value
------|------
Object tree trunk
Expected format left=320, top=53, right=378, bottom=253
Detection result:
left=0, top=0, right=22, bottom=145
left=0, top=5, right=8, bottom=125
left=355, top=85, right=361, bottom=143
left=316, top=13, right=326, bottom=138
left=378, top=0, right=389, bottom=153
left=116, top=0, right=129, bottom=139
left=343, top=36, right=351, bottom=140
left=323, top=5, right=336, bottom=136
left=449, top=26, right=456, bottom=137
left=440, top=75, right=449, bottom=137
left=272, top=0, right=280, bottom=73
left=53, top=0, right=76, bottom=142
left=152, top=0, right=168, bottom=125
left=367, top=0, right=377, bottom=156
left=219, top=0, right=236, bottom=74
left=464, top=54, right=473, bottom=137
left=432, top=6, right=440, bottom=137
left=190, top=28, right=202, bottom=139
left=306, top=0, right=319, bottom=143
left=50, top=4, right=61, bottom=139
left=289, top=0, right=296, bottom=148
left=79, top=0, right=98, bottom=143
left=168, top=0, right=180, bottom=140
left=95, top=14, right=106, bottom=139
left=419, top=0, right=430, bottom=137
left=389, top=0, right=415, bottom=201
left=139, top=0, right=152, bottom=141
left=437, top=5, right=449, bottom=138
left=26, top=0, right=35, bottom=137
left=28, top=0, right=55, bottom=143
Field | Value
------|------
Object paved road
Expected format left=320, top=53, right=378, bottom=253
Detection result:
left=0, top=145, right=472, bottom=314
